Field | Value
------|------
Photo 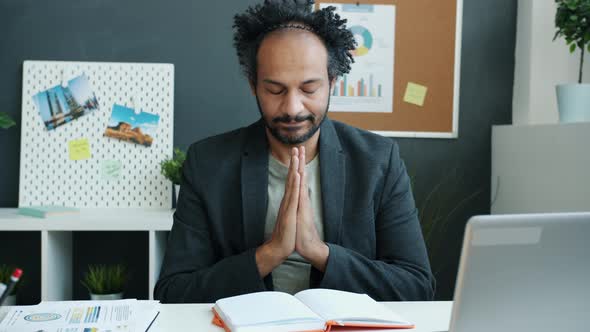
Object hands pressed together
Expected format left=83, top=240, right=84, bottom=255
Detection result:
left=255, top=146, right=329, bottom=277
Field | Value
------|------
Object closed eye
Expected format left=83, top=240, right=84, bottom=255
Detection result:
left=301, top=80, right=321, bottom=94
left=301, top=88, right=318, bottom=94
left=267, top=89, right=285, bottom=95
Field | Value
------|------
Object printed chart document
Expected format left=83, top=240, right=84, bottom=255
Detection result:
left=0, top=299, right=159, bottom=332
left=212, top=288, right=414, bottom=332
left=319, top=3, right=396, bottom=113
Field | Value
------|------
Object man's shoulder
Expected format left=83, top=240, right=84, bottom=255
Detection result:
left=330, top=119, right=397, bottom=155
left=187, top=120, right=262, bottom=157
left=189, top=127, right=245, bottom=154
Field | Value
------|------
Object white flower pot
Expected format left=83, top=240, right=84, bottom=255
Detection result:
left=90, top=292, right=123, bottom=300
left=556, top=84, right=590, bottom=123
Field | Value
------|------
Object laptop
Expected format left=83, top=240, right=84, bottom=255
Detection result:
left=448, top=212, right=590, bottom=332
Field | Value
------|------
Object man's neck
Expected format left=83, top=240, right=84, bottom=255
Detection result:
left=266, top=128, right=320, bottom=165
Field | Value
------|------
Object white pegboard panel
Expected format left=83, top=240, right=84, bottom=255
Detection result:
left=19, top=60, right=174, bottom=208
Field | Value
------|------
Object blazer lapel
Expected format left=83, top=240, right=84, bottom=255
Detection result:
left=319, top=118, right=345, bottom=245
left=241, top=120, right=269, bottom=250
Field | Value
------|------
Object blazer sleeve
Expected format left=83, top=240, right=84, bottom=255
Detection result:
left=154, top=144, right=268, bottom=303
left=314, top=142, right=436, bottom=301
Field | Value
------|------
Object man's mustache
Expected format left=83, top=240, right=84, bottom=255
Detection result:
left=272, top=114, right=315, bottom=123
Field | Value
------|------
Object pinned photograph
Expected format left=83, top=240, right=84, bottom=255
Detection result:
left=104, top=104, right=160, bottom=147
left=32, top=74, right=100, bottom=131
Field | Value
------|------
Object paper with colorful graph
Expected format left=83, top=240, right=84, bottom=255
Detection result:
left=320, top=3, right=396, bottom=113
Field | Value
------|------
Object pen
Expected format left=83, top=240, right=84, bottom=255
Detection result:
left=0, top=269, right=23, bottom=306
left=145, top=311, right=160, bottom=331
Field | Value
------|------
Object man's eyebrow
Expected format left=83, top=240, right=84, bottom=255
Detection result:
left=302, top=79, right=323, bottom=85
left=262, top=78, right=323, bottom=86
left=262, top=79, right=286, bottom=87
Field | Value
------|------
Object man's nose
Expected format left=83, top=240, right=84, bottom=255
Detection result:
left=282, top=90, right=305, bottom=118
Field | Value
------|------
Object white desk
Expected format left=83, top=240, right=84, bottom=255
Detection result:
left=150, top=301, right=453, bottom=332
left=0, top=302, right=452, bottom=331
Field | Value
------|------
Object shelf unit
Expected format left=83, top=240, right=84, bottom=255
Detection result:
left=491, top=122, right=590, bottom=214
left=0, top=208, right=173, bottom=301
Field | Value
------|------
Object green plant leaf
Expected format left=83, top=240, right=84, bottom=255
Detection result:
left=0, top=112, right=16, bottom=129
left=160, top=148, right=186, bottom=185
left=81, top=264, right=129, bottom=295
left=555, top=0, right=590, bottom=65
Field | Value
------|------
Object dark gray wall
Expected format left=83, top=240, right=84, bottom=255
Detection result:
left=0, top=0, right=516, bottom=303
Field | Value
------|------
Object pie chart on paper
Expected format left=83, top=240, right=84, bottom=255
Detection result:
left=350, top=25, right=373, bottom=57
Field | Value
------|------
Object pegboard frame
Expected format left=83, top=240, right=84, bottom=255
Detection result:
left=19, top=60, right=175, bottom=208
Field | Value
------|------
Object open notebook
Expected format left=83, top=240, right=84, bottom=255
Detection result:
left=211, top=289, right=414, bottom=332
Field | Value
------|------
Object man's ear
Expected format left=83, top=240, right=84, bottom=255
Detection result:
left=330, top=77, right=337, bottom=90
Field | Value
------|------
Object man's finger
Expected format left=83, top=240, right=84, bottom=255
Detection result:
left=298, top=146, right=305, bottom=175
left=290, top=169, right=301, bottom=215
left=299, top=164, right=309, bottom=211
left=298, top=146, right=308, bottom=207
left=283, top=148, right=298, bottom=204
left=286, top=149, right=300, bottom=211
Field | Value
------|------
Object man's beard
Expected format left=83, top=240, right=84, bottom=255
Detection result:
left=256, top=95, right=330, bottom=145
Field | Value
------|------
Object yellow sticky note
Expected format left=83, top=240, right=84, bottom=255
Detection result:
left=403, top=82, right=428, bottom=107
left=69, top=138, right=91, bottom=160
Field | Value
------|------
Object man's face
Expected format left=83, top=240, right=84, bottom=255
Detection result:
left=253, top=29, right=332, bottom=145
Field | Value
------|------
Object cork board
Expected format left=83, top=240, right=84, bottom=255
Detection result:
left=317, top=0, right=462, bottom=138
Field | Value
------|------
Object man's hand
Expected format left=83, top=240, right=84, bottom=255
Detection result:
left=256, top=147, right=300, bottom=277
left=294, top=146, right=329, bottom=272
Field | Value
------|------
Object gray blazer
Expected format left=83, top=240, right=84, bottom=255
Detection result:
left=154, top=118, right=435, bottom=303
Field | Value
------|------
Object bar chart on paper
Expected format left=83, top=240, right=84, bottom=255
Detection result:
left=322, top=4, right=396, bottom=114
left=329, top=72, right=391, bottom=113
left=332, top=74, right=383, bottom=98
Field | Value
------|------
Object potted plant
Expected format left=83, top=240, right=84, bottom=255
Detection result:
left=0, top=112, right=16, bottom=129
left=81, top=264, right=129, bottom=300
left=160, top=148, right=186, bottom=204
left=0, top=265, right=22, bottom=305
left=554, top=0, right=590, bottom=122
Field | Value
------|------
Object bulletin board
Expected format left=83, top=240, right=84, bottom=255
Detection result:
left=19, top=60, right=174, bottom=208
left=317, top=0, right=463, bottom=138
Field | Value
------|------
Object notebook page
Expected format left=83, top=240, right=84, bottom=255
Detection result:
left=295, top=289, right=410, bottom=324
left=215, top=291, right=323, bottom=327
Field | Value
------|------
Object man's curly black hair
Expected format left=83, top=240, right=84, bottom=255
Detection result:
left=233, top=0, right=356, bottom=84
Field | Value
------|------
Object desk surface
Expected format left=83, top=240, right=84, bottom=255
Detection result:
left=150, top=301, right=453, bottom=332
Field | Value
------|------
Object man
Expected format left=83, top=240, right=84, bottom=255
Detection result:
left=154, top=0, right=435, bottom=303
